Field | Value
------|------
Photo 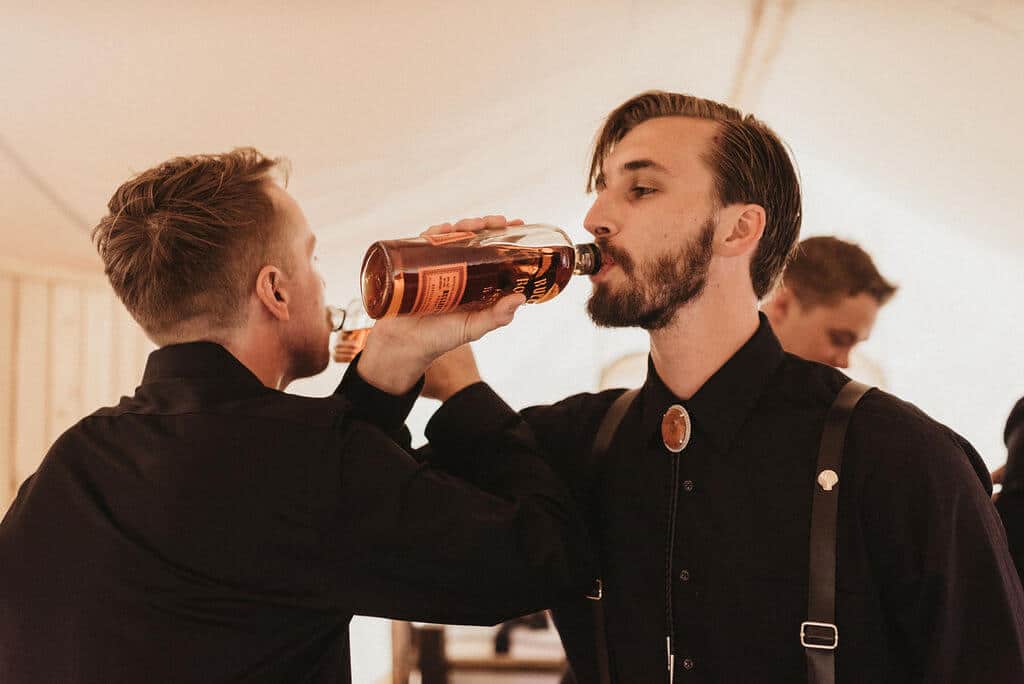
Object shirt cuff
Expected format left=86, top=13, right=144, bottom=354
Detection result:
left=425, top=381, right=520, bottom=452
left=336, top=352, right=423, bottom=434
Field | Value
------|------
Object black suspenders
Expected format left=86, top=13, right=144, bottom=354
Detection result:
left=588, top=388, right=639, bottom=684
left=803, top=379, right=872, bottom=684
left=587, top=379, right=871, bottom=684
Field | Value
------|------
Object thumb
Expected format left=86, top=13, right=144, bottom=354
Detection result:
left=463, top=294, right=526, bottom=342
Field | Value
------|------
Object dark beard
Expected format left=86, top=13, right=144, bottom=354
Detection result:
left=587, top=218, right=715, bottom=330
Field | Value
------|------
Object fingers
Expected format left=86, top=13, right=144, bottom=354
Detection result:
left=462, top=293, right=526, bottom=343
left=422, top=215, right=526, bottom=237
left=993, top=464, right=1006, bottom=485
left=332, top=341, right=364, bottom=363
left=332, top=350, right=358, bottom=363
left=424, top=222, right=454, bottom=236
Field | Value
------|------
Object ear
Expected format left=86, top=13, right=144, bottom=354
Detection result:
left=255, top=265, right=290, bottom=322
left=764, top=285, right=793, bottom=323
left=717, top=203, right=766, bottom=257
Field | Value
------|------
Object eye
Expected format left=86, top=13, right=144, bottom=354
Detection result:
left=630, top=186, right=656, bottom=199
left=828, top=331, right=856, bottom=348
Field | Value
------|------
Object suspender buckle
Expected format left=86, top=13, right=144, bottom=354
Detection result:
left=800, top=621, right=838, bottom=650
left=585, top=578, right=603, bottom=601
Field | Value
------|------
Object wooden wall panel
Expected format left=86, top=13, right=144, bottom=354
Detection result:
left=82, top=289, right=116, bottom=410
left=48, top=283, right=84, bottom=444
left=12, top=279, right=50, bottom=489
left=0, top=276, right=16, bottom=509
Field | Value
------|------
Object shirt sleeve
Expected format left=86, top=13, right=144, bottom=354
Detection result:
left=321, top=379, right=597, bottom=625
left=426, top=383, right=622, bottom=500
left=854, top=397, right=1024, bottom=681
left=334, top=352, right=419, bottom=449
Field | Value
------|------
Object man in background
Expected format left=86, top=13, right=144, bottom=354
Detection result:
left=762, top=235, right=896, bottom=368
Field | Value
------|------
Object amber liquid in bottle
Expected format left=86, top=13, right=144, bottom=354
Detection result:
left=361, top=227, right=599, bottom=319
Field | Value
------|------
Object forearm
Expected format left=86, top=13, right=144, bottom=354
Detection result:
left=332, top=416, right=596, bottom=624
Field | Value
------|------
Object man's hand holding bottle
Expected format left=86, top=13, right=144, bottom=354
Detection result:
left=356, top=215, right=525, bottom=395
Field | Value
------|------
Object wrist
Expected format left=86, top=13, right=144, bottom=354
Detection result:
left=436, top=374, right=480, bottom=402
left=357, top=334, right=430, bottom=395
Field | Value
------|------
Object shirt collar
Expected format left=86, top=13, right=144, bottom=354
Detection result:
left=638, top=313, right=785, bottom=455
left=141, top=341, right=269, bottom=393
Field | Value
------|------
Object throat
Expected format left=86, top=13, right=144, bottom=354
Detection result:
left=648, top=307, right=759, bottom=399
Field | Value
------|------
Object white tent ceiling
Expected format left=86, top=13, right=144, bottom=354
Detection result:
left=3, top=0, right=1021, bottom=273
left=3, top=0, right=1023, bottom=465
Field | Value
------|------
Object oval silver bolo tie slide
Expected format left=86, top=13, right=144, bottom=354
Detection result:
left=662, top=404, right=692, bottom=453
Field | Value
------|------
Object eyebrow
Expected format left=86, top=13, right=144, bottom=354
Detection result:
left=623, top=159, right=669, bottom=173
left=594, top=159, right=670, bottom=190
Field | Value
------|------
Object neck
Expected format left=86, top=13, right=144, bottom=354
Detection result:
left=153, top=309, right=292, bottom=390
left=647, top=273, right=760, bottom=400
left=221, top=326, right=291, bottom=390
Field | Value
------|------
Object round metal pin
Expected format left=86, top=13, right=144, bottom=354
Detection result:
left=661, top=404, right=692, bottom=453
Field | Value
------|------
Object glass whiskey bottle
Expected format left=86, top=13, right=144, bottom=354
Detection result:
left=359, top=224, right=601, bottom=319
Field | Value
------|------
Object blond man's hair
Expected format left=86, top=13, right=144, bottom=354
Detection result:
left=92, top=148, right=289, bottom=338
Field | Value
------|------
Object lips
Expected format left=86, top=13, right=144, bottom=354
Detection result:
left=591, top=245, right=621, bottom=283
left=591, top=254, right=616, bottom=283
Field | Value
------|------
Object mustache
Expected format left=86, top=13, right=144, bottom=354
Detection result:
left=595, top=240, right=635, bottom=275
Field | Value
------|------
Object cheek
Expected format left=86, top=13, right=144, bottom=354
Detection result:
left=307, top=274, right=325, bottom=302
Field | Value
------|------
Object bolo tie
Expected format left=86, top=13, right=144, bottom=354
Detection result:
left=660, top=402, right=692, bottom=679
left=661, top=403, right=692, bottom=452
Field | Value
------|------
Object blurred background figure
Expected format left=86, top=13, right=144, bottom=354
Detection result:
left=763, top=236, right=897, bottom=369
left=995, top=398, right=1024, bottom=585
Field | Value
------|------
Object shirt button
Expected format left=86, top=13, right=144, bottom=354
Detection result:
left=682, top=657, right=695, bottom=670
left=682, top=480, right=695, bottom=493
left=679, top=569, right=690, bottom=582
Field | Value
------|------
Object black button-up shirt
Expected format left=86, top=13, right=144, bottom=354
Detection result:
left=0, top=342, right=594, bottom=684
left=431, top=315, right=1024, bottom=682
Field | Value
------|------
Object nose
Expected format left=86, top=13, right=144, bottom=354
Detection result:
left=583, top=192, right=619, bottom=239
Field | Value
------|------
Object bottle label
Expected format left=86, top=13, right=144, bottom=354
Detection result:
left=411, top=263, right=468, bottom=315
left=424, top=231, right=475, bottom=246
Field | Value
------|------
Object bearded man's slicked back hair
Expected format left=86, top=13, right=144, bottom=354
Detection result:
left=589, top=91, right=803, bottom=299
left=92, top=148, right=289, bottom=339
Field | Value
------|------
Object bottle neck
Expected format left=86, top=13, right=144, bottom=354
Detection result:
left=573, top=243, right=602, bottom=276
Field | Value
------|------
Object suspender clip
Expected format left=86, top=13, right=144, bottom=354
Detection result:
left=801, top=621, right=839, bottom=650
